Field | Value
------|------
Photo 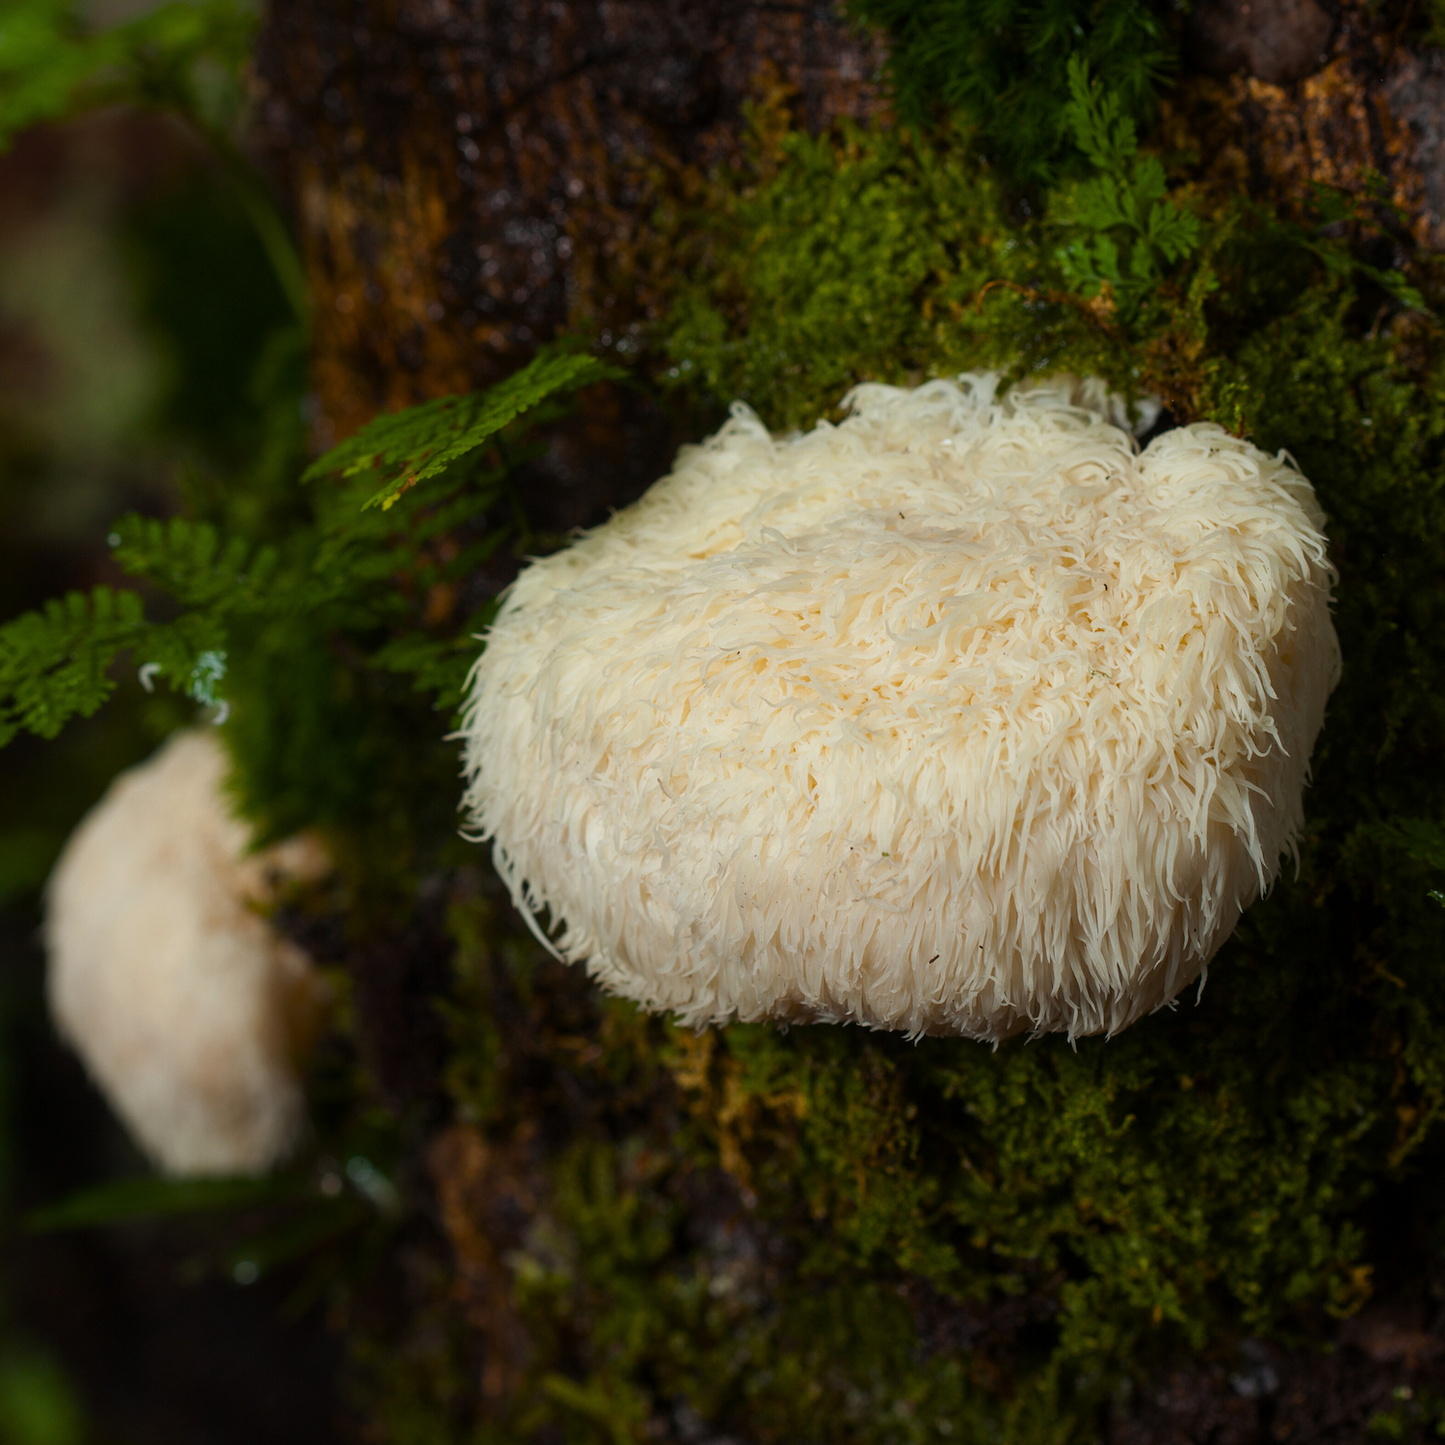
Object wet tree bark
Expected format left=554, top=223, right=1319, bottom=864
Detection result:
left=252, top=1, right=886, bottom=531
left=1178, top=0, right=1445, bottom=256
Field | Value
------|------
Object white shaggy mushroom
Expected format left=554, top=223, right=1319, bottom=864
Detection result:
left=462, top=374, right=1339, bottom=1040
left=46, top=729, right=330, bottom=1174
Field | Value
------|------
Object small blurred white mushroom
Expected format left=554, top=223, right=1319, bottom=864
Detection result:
left=46, top=729, right=331, bottom=1175
left=462, top=374, right=1340, bottom=1041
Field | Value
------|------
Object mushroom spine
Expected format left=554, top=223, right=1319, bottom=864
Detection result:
left=461, top=375, right=1340, bottom=1040
left=46, top=729, right=330, bottom=1174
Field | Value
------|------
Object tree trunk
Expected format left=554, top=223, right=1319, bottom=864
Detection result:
left=248, top=2, right=1445, bottom=1437
left=253, top=2, right=884, bottom=530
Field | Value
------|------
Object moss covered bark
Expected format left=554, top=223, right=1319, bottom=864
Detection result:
left=23, top=1, right=1444, bottom=1439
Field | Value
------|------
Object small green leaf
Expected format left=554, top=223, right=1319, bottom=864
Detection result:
left=0, top=0, right=255, bottom=152
left=26, top=1172, right=307, bottom=1232
left=369, top=601, right=501, bottom=713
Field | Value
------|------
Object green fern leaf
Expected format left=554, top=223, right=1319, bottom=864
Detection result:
left=1064, top=53, right=1138, bottom=174
left=109, top=514, right=361, bottom=624
left=1054, top=58, right=1199, bottom=317
left=0, top=587, right=148, bottom=743
left=303, top=351, right=623, bottom=512
left=845, top=0, right=1173, bottom=181
left=0, top=345, right=595, bottom=751
left=111, top=515, right=283, bottom=610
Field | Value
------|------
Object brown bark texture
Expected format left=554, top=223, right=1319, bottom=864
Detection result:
left=1179, top=0, right=1445, bottom=254
left=253, top=0, right=884, bottom=534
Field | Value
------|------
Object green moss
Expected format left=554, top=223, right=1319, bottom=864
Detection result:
left=358, top=115, right=1445, bottom=1441
left=664, top=122, right=1130, bottom=433
left=660, top=117, right=1239, bottom=434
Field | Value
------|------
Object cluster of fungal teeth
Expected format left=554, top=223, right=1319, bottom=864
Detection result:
left=460, top=373, right=1339, bottom=1041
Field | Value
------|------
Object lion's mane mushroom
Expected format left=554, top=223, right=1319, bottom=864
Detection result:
left=46, top=729, right=331, bottom=1174
left=462, top=375, right=1339, bottom=1040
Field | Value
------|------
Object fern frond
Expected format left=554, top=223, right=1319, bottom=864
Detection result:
left=0, top=588, right=148, bottom=743
left=110, top=514, right=364, bottom=619
left=112, top=516, right=262, bottom=606
left=845, top=0, right=1174, bottom=181
left=0, top=583, right=241, bottom=744
left=1064, top=53, right=1138, bottom=174
left=368, top=602, right=501, bottom=714
left=302, top=351, right=623, bottom=512
left=117, top=514, right=318, bottom=608
left=1054, top=59, right=1199, bottom=318
left=0, top=339, right=602, bottom=752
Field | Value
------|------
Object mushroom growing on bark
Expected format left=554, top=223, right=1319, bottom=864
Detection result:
left=462, top=376, right=1339, bottom=1040
left=46, top=729, right=331, bottom=1174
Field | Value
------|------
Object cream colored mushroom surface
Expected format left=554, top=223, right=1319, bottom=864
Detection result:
left=462, top=375, right=1340, bottom=1040
left=46, top=729, right=330, bottom=1174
